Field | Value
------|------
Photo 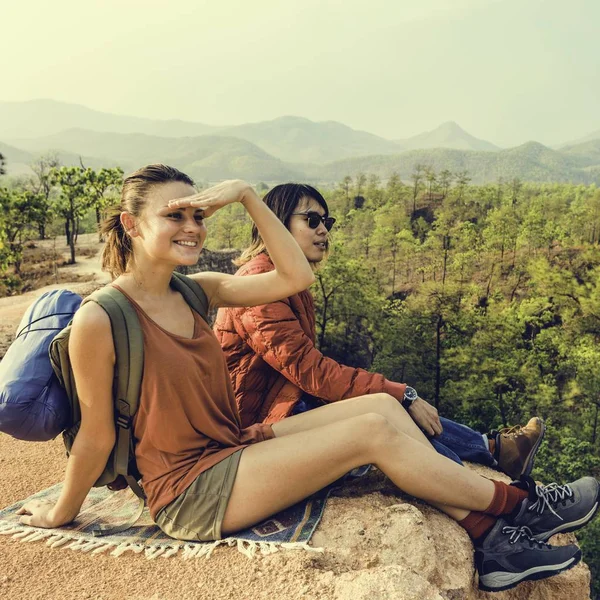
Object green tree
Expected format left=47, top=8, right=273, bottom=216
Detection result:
left=438, top=169, right=453, bottom=198
left=313, top=249, right=385, bottom=368
left=372, top=203, right=410, bottom=293
left=83, top=167, right=124, bottom=240
left=0, top=188, right=47, bottom=275
left=50, top=166, right=90, bottom=264
left=424, top=167, right=437, bottom=200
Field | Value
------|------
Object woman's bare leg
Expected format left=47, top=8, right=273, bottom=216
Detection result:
left=273, top=393, right=433, bottom=447
left=271, top=393, right=465, bottom=519
left=222, top=412, right=494, bottom=535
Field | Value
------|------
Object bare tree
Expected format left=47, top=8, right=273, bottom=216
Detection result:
left=30, top=153, right=61, bottom=239
left=411, top=163, right=425, bottom=214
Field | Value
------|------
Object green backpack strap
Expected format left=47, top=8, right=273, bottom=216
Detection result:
left=171, top=272, right=210, bottom=323
left=83, top=286, right=146, bottom=536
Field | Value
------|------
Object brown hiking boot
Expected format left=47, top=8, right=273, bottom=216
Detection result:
left=491, top=417, right=546, bottom=481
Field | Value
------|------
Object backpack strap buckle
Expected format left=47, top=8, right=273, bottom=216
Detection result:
left=116, top=399, right=132, bottom=429
left=116, top=414, right=132, bottom=429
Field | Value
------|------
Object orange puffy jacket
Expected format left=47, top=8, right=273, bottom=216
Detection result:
left=213, top=253, right=407, bottom=427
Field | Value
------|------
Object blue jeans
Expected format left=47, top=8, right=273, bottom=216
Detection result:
left=292, top=398, right=496, bottom=468
left=431, top=417, right=496, bottom=467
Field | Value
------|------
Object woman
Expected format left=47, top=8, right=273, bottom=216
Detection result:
left=17, top=166, right=597, bottom=593
left=215, top=183, right=542, bottom=480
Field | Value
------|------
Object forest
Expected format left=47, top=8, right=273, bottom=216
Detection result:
left=1, top=156, right=600, bottom=595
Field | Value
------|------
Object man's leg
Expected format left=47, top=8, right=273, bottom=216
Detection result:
left=433, top=417, right=495, bottom=466
left=431, top=417, right=546, bottom=480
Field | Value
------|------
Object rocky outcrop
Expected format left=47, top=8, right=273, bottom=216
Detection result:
left=302, top=465, right=591, bottom=600
left=177, top=248, right=240, bottom=277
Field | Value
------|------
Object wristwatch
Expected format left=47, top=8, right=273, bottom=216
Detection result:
left=402, top=386, right=418, bottom=410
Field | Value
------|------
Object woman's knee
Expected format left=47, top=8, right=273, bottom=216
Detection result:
left=356, top=412, right=399, bottom=453
left=367, top=392, right=406, bottom=418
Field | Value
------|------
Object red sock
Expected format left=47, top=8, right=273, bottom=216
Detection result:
left=485, top=480, right=528, bottom=516
left=459, top=511, right=497, bottom=542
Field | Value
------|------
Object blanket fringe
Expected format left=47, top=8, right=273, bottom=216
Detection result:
left=0, top=519, right=321, bottom=560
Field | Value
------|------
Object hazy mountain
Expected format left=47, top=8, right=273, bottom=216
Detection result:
left=0, top=141, right=113, bottom=176
left=0, top=141, right=33, bottom=166
left=308, top=141, right=600, bottom=185
left=395, top=121, right=500, bottom=152
left=0, top=99, right=217, bottom=139
left=2, top=129, right=301, bottom=182
left=215, top=116, right=401, bottom=163
left=3, top=107, right=600, bottom=184
left=558, top=128, right=600, bottom=149
left=1, top=101, right=399, bottom=163
left=559, top=139, right=600, bottom=166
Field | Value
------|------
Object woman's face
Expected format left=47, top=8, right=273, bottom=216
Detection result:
left=288, top=196, right=330, bottom=264
left=131, top=181, right=207, bottom=266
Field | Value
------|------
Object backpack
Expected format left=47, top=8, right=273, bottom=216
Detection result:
left=0, top=272, right=209, bottom=535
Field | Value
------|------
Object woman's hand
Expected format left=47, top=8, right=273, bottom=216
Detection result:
left=409, top=397, right=443, bottom=437
left=16, top=499, right=72, bottom=529
left=167, top=180, right=257, bottom=218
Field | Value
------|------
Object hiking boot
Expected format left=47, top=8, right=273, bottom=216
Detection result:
left=491, top=417, right=546, bottom=480
left=475, top=517, right=581, bottom=592
left=511, top=476, right=600, bottom=542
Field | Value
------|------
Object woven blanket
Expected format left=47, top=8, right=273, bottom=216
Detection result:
left=0, top=482, right=332, bottom=560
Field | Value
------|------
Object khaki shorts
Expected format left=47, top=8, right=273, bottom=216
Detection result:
left=155, top=449, right=243, bottom=542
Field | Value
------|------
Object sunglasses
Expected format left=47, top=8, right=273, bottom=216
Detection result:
left=292, top=211, right=336, bottom=231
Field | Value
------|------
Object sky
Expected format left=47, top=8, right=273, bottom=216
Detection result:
left=2, top=0, right=599, bottom=147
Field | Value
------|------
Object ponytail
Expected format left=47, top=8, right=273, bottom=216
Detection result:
left=100, top=207, right=132, bottom=279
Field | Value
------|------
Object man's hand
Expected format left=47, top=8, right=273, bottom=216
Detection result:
left=408, top=397, right=443, bottom=437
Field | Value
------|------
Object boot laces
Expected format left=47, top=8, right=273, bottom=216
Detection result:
left=502, top=525, right=551, bottom=548
left=528, top=483, right=574, bottom=519
left=497, top=425, right=524, bottom=439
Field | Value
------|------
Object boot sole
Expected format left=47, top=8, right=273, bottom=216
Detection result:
left=478, top=549, right=581, bottom=592
left=519, top=419, right=546, bottom=478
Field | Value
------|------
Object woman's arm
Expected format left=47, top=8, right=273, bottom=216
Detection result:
left=168, top=181, right=315, bottom=309
left=17, top=302, right=116, bottom=527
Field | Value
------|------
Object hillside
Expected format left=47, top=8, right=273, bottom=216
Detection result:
left=559, top=139, right=600, bottom=167
left=0, top=141, right=116, bottom=176
left=309, top=141, right=600, bottom=184
left=0, top=99, right=217, bottom=139
left=559, top=127, right=600, bottom=148
left=395, top=121, right=500, bottom=152
left=1, top=101, right=400, bottom=164
left=214, top=116, right=401, bottom=163
left=2, top=130, right=301, bottom=182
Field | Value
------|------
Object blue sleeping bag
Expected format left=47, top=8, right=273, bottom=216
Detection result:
left=0, top=289, right=81, bottom=441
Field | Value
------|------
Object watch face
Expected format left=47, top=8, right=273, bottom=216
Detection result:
left=404, top=386, right=418, bottom=401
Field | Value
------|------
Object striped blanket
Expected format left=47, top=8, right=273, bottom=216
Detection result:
left=0, top=482, right=331, bottom=560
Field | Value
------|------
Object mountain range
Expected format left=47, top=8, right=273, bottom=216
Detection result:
left=1, top=99, right=599, bottom=185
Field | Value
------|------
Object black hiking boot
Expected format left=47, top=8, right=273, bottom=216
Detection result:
left=511, top=476, right=600, bottom=541
left=475, top=517, right=581, bottom=592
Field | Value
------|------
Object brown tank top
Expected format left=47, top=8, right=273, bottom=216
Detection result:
left=113, top=286, right=274, bottom=519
